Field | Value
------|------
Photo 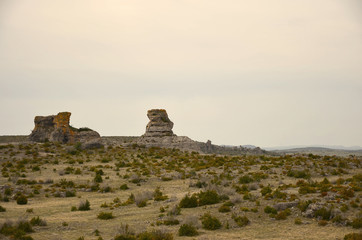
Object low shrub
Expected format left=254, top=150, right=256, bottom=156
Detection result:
left=350, top=216, right=362, bottom=229
left=154, top=187, right=168, bottom=201
left=218, top=205, right=231, bottom=213
left=239, top=175, right=254, bottom=184
left=0, top=220, right=34, bottom=239
left=137, top=229, right=173, bottom=240
left=232, top=215, right=250, bottom=227
left=198, top=190, right=220, bottom=206
left=120, top=184, right=129, bottom=190
left=30, top=216, right=47, bottom=226
left=16, top=195, right=28, bottom=205
left=179, top=194, right=198, bottom=208
left=78, top=200, right=91, bottom=211
left=294, top=218, right=302, bottom=225
left=315, top=207, right=331, bottom=220
left=163, top=218, right=179, bottom=226
left=178, top=224, right=198, bottom=236
left=264, top=206, right=277, bottom=214
left=97, top=212, right=114, bottom=220
left=201, top=213, right=221, bottom=230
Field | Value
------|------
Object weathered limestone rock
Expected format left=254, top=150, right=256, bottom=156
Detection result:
left=135, top=109, right=267, bottom=155
left=29, top=112, right=102, bottom=147
left=143, top=109, right=175, bottom=137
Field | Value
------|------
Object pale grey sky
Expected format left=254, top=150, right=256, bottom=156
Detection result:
left=0, top=0, right=361, bottom=148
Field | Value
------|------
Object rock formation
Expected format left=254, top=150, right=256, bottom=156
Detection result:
left=135, top=109, right=267, bottom=155
left=143, top=109, right=175, bottom=137
left=29, top=112, right=103, bottom=148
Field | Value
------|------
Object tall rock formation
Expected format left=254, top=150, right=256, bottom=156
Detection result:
left=143, top=109, right=175, bottom=137
left=29, top=112, right=102, bottom=148
left=135, top=109, right=267, bottom=155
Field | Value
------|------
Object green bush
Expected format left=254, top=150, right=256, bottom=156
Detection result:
left=261, top=186, right=272, bottom=196
left=233, top=215, right=250, bottom=227
left=120, top=184, right=129, bottom=190
left=0, top=220, right=34, bottom=240
left=239, top=175, right=254, bottom=184
left=163, top=218, right=179, bottom=226
left=178, top=224, right=198, bottom=236
left=154, top=187, right=168, bottom=201
left=198, top=190, right=220, bottom=206
left=218, top=205, right=231, bottom=213
left=137, top=229, right=173, bottom=240
left=16, top=195, right=28, bottom=205
left=264, top=206, right=277, bottom=214
left=94, top=174, right=103, bottom=183
left=315, top=207, right=331, bottom=220
left=201, top=213, right=222, bottom=230
left=294, top=218, right=302, bottom=225
left=179, top=194, right=198, bottom=208
left=97, top=212, right=114, bottom=220
left=78, top=200, right=90, bottom=211
left=30, top=216, right=47, bottom=226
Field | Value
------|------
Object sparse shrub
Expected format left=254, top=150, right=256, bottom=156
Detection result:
left=78, top=200, right=90, bottom=211
left=239, top=175, right=254, bottom=184
left=275, top=210, right=290, bottom=220
left=137, top=229, right=173, bottom=240
left=178, top=224, right=198, bottom=236
left=0, top=220, right=35, bottom=240
left=298, top=185, right=316, bottom=195
left=17, top=195, right=28, bottom=205
left=120, top=184, right=129, bottom=190
left=201, top=213, right=221, bottom=230
left=298, top=200, right=312, bottom=212
left=115, top=223, right=135, bottom=240
left=71, top=206, right=77, bottom=211
left=218, top=204, right=231, bottom=213
left=294, top=218, right=302, bottom=225
left=94, top=174, right=103, bottom=183
left=136, top=200, right=147, bottom=208
left=264, top=206, right=277, bottom=214
left=232, top=215, right=250, bottom=227
left=97, top=212, right=114, bottom=220
left=65, top=190, right=76, bottom=197
left=30, top=216, right=47, bottom=226
left=287, top=169, right=310, bottom=179
left=154, top=187, right=168, bottom=201
left=315, top=207, right=331, bottom=220
left=350, top=216, right=362, bottom=229
left=261, top=186, right=272, bottom=196
left=168, top=205, right=181, bottom=216
left=179, top=194, right=198, bottom=208
left=163, top=218, right=179, bottom=226
left=198, top=190, right=220, bottom=206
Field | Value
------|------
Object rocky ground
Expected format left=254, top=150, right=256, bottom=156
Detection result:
left=0, top=141, right=361, bottom=240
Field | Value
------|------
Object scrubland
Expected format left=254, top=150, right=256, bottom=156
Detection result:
left=0, top=142, right=361, bottom=240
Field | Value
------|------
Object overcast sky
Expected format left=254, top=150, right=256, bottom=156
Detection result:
left=0, top=0, right=361, bottom=148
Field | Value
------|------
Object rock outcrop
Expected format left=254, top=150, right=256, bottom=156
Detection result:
left=135, top=109, right=267, bottom=155
left=29, top=112, right=102, bottom=148
left=143, top=109, right=175, bottom=137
